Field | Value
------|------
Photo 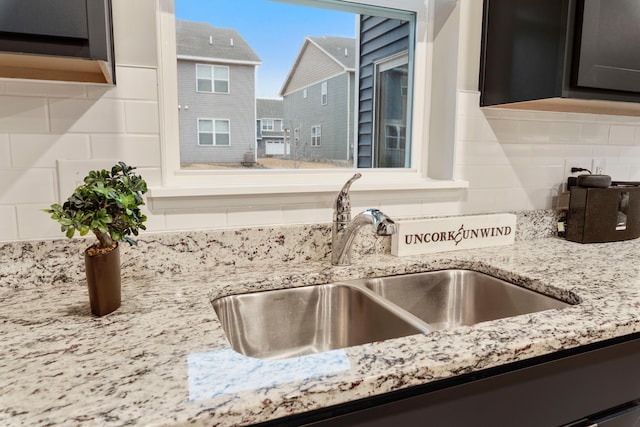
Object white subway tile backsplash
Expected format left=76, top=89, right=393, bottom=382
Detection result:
left=0, top=205, right=17, bottom=241
left=124, top=101, right=159, bottom=134
left=16, top=203, right=63, bottom=240
left=609, top=125, right=636, bottom=145
left=486, top=118, right=519, bottom=143
left=634, top=127, right=640, bottom=145
left=49, top=98, right=126, bottom=134
left=0, top=170, right=56, bottom=204
left=10, top=134, right=90, bottom=168
left=281, top=205, right=331, bottom=225
left=0, top=134, right=10, bottom=169
left=87, top=67, right=158, bottom=101
left=90, top=135, right=161, bottom=167
left=549, top=121, right=581, bottom=144
left=519, top=120, right=550, bottom=144
left=4, top=80, right=87, bottom=98
left=0, top=96, right=48, bottom=133
left=227, top=207, right=284, bottom=227
left=580, top=123, right=609, bottom=145
left=463, top=188, right=515, bottom=213
left=531, top=145, right=565, bottom=166
left=456, top=165, right=515, bottom=189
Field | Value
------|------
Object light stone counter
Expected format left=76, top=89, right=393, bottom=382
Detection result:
left=2, top=211, right=640, bottom=426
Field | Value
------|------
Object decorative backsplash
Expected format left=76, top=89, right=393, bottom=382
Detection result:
left=1, top=210, right=560, bottom=289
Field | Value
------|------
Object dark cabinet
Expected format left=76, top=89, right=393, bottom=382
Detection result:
left=574, top=0, right=640, bottom=93
left=262, top=334, right=640, bottom=427
left=479, top=0, right=640, bottom=114
left=0, top=0, right=115, bottom=84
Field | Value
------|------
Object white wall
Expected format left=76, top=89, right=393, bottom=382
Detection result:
left=2, top=0, right=640, bottom=243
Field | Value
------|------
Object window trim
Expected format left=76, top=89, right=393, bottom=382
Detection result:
left=151, top=0, right=467, bottom=203
left=261, top=119, right=275, bottom=131
left=195, top=63, right=230, bottom=94
left=320, top=81, right=328, bottom=105
left=311, top=125, right=321, bottom=147
left=197, top=118, right=231, bottom=146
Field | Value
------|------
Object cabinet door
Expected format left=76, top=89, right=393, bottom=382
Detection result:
left=0, top=0, right=88, bottom=39
left=575, top=0, right=640, bottom=93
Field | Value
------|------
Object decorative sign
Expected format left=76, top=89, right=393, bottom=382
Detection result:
left=391, top=214, right=517, bottom=256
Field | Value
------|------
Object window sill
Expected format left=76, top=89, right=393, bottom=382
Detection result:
left=147, top=171, right=468, bottom=211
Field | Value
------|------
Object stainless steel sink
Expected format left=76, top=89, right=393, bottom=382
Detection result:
left=212, top=283, right=429, bottom=360
left=346, top=270, right=570, bottom=330
left=212, top=270, right=571, bottom=359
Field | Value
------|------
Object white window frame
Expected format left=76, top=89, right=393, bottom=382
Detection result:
left=320, top=81, right=328, bottom=105
left=197, top=118, right=230, bottom=146
left=311, top=125, right=321, bottom=147
left=151, top=0, right=466, bottom=206
left=261, top=119, right=275, bottom=131
left=196, top=64, right=229, bottom=94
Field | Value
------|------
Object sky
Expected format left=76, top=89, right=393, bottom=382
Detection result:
left=175, top=0, right=356, bottom=99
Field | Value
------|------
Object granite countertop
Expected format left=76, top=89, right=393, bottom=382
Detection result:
left=2, top=232, right=640, bottom=426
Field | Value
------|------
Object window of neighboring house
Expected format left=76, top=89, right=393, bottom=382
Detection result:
left=311, top=125, right=321, bottom=147
left=384, top=124, right=406, bottom=150
left=198, top=119, right=230, bottom=146
left=196, top=64, right=229, bottom=93
left=261, top=119, right=274, bottom=131
left=303, top=89, right=308, bottom=99
left=320, top=81, right=328, bottom=106
left=374, top=52, right=410, bottom=168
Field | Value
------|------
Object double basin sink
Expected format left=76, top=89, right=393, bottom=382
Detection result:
left=212, top=270, right=570, bottom=360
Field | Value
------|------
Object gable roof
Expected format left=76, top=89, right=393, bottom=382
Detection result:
left=175, top=19, right=261, bottom=65
left=256, top=98, right=283, bottom=119
left=308, top=36, right=356, bottom=70
left=279, top=36, right=356, bottom=96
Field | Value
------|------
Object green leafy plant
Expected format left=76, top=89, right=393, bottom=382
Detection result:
left=45, top=162, right=148, bottom=253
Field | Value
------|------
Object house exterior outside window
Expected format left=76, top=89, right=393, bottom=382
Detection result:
left=311, top=125, right=321, bottom=147
left=198, top=118, right=230, bottom=146
left=196, top=64, right=229, bottom=93
left=384, top=123, right=406, bottom=150
left=261, top=119, right=274, bottom=131
left=321, top=81, right=328, bottom=105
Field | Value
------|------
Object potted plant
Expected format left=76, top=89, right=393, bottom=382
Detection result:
left=45, top=162, right=148, bottom=316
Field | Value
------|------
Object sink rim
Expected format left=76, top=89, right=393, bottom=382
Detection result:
left=211, top=269, right=576, bottom=359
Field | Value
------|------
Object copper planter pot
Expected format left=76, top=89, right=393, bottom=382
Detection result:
left=84, top=243, right=121, bottom=316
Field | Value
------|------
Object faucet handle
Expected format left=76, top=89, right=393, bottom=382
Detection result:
left=333, top=173, right=362, bottom=223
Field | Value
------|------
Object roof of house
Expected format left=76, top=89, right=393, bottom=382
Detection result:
left=175, top=19, right=261, bottom=64
left=308, top=36, right=356, bottom=70
left=279, top=35, right=356, bottom=96
left=256, top=98, right=283, bottom=119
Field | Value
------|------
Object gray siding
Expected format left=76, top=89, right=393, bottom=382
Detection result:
left=178, top=60, right=257, bottom=165
left=283, top=73, right=354, bottom=163
left=357, top=16, right=410, bottom=168
left=283, top=42, right=344, bottom=95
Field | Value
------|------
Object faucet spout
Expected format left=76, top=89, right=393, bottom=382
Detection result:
left=331, top=208, right=396, bottom=266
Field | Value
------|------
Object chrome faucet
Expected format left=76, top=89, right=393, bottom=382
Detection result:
left=331, top=173, right=397, bottom=266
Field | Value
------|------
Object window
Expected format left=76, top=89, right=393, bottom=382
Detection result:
left=261, top=119, right=275, bottom=131
left=311, top=125, right=321, bottom=147
left=320, top=81, right=328, bottom=106
left=153, top=0, right=463, bottom=202
left=196, top=64, right=229, bottom=93
left=303, top=89, right=308, bottom=99
left=374, top=52, right=409, bottom=168
left=384, top=124, right=406, bottom=150
left=198, top=119, right=230, bottom=146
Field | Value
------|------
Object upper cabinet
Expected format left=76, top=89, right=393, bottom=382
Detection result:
left=479, top=0, right=640, bottom=116
left=574, top=0, right=640, bottom=94
left=0, top=0, right=115, bottom=84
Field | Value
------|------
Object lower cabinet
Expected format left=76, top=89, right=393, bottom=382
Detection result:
left=259, top=334, right=640, bottom=427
